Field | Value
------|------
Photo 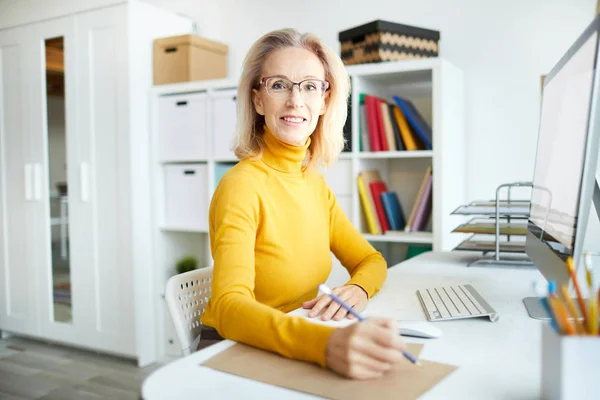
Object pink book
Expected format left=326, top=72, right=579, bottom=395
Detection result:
left=409, top=175, right=432, bottom=232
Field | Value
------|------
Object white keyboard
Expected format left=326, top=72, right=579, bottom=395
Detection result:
left=416, top=284, right=499, bottom=322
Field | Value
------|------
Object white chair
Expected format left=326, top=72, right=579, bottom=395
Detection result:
left=165, top=266, right=214, bottom=355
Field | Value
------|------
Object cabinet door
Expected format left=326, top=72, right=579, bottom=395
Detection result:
left=28, top=16, right=81, bottom=343
left=210, top=88, right=238, bottom=160
left=0, top=26, right=39, bottom=335
left=74, top=5, right=135, bottom=355
left=159, top=92, right=209, bottom=161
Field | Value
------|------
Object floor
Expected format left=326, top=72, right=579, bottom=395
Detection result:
left=0, top=336, right=172, bottom=399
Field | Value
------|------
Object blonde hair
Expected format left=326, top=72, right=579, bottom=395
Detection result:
left=232, top=28, right=350, bottom=169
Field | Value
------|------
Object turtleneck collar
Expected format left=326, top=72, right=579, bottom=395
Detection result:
left=260, top=126, right=311, bottom=174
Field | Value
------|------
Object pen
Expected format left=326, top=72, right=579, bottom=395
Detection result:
left=566, top=257, right=588, bottom=328
left=533, top=280, right=560, bottom=333
left=560, top=284, right=585, bottom=334
left=547, top=281, right=576, bottom=335
left=584, top=253, right=598, bottom=335
left=318, top=284, right=422, bottom=367
left=540, top=297, right=560, bottom=333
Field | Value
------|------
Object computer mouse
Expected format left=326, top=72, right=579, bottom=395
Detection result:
left=397, top=320, right=442, bottom=339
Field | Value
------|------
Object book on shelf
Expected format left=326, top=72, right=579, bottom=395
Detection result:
left=359, top=103, right=370, bottom=152
left=380, top=192, right=406, bottom=230
left=358, top=170, right=409, bottom=235
left=359, top=93, right=429, bottom=152
left=392, top=96, right=432, bottom=150
left=388, top=103, right=405, bottom=151
left=368, top=180, right=390, bottom=232
left=357, top=170, right=382, bottom=235
left=405, top=165, right=433, bottom=232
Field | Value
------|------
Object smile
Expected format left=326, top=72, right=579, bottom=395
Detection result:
left=281, top=116, right=306, bottom=124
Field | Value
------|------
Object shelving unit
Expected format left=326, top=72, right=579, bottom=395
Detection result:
left=343, top=58, right=466, bottom=259
left=149, top=57, right=466, bottom=357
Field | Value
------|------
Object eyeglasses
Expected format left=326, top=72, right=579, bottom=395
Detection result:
left=259, top=76, right=330, bottom=101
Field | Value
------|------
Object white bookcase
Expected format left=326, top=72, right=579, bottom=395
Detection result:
left=149, top=58, right=465, bottom=357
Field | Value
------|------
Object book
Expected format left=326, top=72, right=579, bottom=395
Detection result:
left=357, top=172, right=381, bottom=235
left=380, top=192, right=406, bottom=230
left=374, top=97, right=389, bottom=151
left=392, top=96, right=432, bottom=150
left=380, top=101, right=397, bottom=151
left=405, top=165, right=432, bottom=232
left=369, top=181, right=390, bottom=232
left=392, top=105, right=422, bottom=151
left=388, top=103, right=405, bottom=151
left=359, top=103, right=370, bottom=152
left=410, top=174, right=432, bottom=232
left=365, top=95, right=382, bottom=151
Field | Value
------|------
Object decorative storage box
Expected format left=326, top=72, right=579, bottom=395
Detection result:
left=154, top=34, right=228, bottom=85
left=338, top=20, right=440, bottom=65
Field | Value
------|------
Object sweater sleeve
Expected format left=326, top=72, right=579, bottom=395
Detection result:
left=326, top=182, right=388, bottom=298
left=201, top=171, right=335, bottom=367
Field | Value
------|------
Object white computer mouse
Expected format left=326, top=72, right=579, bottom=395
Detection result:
left=398, top=320, right=442, bottom=339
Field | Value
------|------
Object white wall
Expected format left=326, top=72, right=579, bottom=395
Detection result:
left=142, top=0, right=596, bottom=201
left=0, top=0, right=127, bottom=29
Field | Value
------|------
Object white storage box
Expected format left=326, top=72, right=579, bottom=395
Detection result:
left=210, top=88, right=238, bottom=160
left=159, top=92, right=208, bottom=161
left=541, top=323, right=600, bottom=400
left=163, top=164, right=208, bottom=231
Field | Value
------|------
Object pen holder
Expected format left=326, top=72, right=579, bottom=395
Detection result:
left=541, top=324, right=600, bottom=400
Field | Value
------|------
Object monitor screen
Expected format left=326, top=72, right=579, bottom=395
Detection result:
left=529, top=31, right=599, bottom=259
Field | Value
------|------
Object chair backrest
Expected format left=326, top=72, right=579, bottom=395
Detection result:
left=165, top=266, right=213, bottom=355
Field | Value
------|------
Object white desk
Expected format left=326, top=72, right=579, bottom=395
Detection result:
left=142, top=251, right=545, bottom=400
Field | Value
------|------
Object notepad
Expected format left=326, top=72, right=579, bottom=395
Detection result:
left=202, top=343, right=457, bottom=400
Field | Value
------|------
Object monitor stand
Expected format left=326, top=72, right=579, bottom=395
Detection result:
left=523, top=179, right=600, bottom=320
left=523, top=297, right=551, bottom=319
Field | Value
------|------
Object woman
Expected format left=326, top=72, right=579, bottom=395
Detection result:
left=201, top=28, right=407, bottom=380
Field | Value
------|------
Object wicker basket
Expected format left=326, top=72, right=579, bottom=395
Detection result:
left=339, top=20, right=440, bottom=65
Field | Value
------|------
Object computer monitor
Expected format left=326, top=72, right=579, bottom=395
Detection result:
left=524, top=15, right=600, bottom=318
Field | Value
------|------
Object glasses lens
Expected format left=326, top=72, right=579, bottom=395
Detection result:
left=265, top=78, right=292, bottom=98
left=299, top=80, right=324, bottom=99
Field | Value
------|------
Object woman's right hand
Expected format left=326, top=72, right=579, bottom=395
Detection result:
left=325, top=318, right=406, bottom=380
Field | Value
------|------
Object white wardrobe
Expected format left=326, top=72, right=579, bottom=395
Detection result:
left=0, top=1, right=191, bottom=366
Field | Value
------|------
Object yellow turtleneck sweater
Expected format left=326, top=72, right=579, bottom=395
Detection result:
left=201, top=128, right=387, bottom=367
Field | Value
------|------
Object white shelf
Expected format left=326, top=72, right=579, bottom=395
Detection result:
left=151, top=78, right=239, bottom=96
left=160, top=226, right=209, bottom=233
left=363, top=232, right=433, bottom=244
left=357, top=150, right=433, bottom=159
left=346, top=58, right=440, bottom=78
left=213, top=157, right=239, bottom=163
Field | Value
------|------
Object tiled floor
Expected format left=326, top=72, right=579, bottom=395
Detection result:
left=0, top=336, right=171, bottom=399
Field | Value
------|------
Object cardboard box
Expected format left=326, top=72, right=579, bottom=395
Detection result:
left=154, top=34, right=228, bottom=85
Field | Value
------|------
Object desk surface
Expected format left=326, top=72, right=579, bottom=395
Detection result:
left=142, top=251, right=544, bottom=400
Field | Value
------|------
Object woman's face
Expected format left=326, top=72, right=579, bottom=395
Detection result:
left=252, top=47, right=328, bottom=146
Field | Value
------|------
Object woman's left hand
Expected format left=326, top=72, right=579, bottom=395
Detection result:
left=302, top=284, right=368, bottom=321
